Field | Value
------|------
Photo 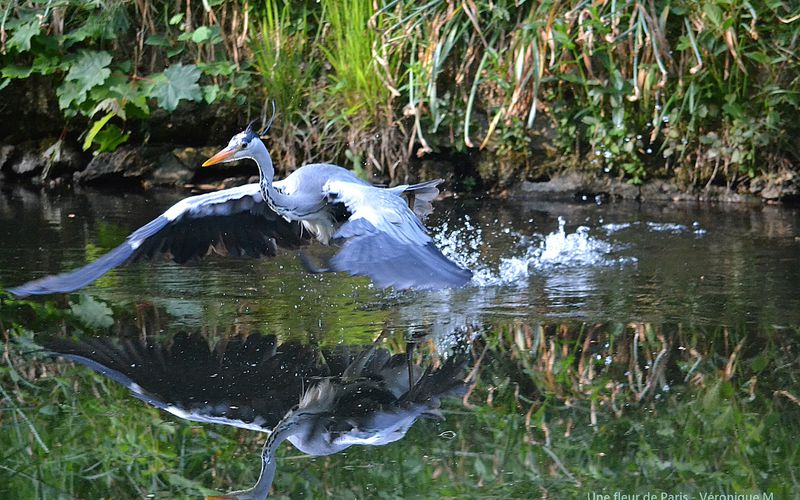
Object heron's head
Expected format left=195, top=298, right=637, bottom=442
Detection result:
left=202, top=123, right=264, bottom=167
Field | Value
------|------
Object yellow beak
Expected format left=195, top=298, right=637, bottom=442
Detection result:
left=202, top=146, right=237, bottom=167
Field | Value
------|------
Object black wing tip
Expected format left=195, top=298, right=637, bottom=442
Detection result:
left=6, top=241, right=138, bottom=298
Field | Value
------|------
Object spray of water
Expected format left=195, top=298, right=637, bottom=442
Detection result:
left=435, top=216, right=638, bottom=288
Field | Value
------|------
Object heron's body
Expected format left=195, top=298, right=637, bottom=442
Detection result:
left=8, top=123, right=471, bottom=296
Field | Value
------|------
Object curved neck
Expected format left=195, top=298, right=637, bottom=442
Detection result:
left=249, top=139, right=294, bottom=213
left=245, top=409, right=312, bottom=498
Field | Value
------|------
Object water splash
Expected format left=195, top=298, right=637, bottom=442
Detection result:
left=436, top=216, right=634, bottom=288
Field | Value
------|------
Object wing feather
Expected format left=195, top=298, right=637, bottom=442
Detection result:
left=323, top=181, right=472, bottom=290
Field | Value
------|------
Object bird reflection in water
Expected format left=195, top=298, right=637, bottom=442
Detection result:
left=40, top=331, right=472, bottom=498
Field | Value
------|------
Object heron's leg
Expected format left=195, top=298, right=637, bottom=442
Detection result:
left=406, top=341, right=416, bottom=391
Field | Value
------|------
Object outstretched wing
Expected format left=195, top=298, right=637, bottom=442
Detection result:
left=323, top=180, right=472, bottom=290
left=8, top=185, right=306, bottom=297
left=39, top=333, right=327, bottom=431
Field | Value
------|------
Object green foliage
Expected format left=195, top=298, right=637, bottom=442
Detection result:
left=1, top=0, right=799, bottom=188
left=1, top=0, right=251, bottom=153
left=150, top=63, right=203, bottom=112
left=68, top=293, right=114, bottom=329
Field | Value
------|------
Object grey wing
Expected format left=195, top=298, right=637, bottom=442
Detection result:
left=38, top=332, right=326, bottom=432
left=323, top=181, right=472, bottom=290
left=7, top=184, right=306, bottom=297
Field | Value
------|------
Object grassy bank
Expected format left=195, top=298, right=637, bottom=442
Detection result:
left=2, top=1, right=799, bottom=194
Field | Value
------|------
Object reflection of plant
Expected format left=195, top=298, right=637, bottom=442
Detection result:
left=1, top=297, right=796, bottom=496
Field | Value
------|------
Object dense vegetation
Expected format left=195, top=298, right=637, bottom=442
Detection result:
left=1, top=0, right=799, bottom=192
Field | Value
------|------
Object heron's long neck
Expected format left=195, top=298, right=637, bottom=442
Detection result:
left=251, top=140, right=295, bottom=216
left=247, top=409, right=311, bottom=498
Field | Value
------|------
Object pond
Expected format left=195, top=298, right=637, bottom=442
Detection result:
left=1, top=185, right=798, bottom=498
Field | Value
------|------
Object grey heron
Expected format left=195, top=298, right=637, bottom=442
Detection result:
left=39, top=331, right=470, bottom=499
left=7, top=120, right=472, bottom=297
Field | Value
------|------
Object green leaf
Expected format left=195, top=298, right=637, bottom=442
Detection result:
left=169, top=13, right=184, bottom=25
left=83, top=112, right=116, bottom=150
left=167, top=46, right=186, bottom=58
left=198, top=61, right=235, bottom=76
left=145, top=35, right=171, bottom=47
left=32, top=54, right=61, bottom=75
left=57, top=79, right=86, bottom=109
left=1, top=65, right=33, bottom=78
left=66, top=50, right=113, bottom=95
left=191, top=26, right=213, bottom=44
left=109, top=82, right=150, bottom=117
left=744, top=51, right=771, bottom=65
left=8, top=21, right=40, bottom=52
left=202, top=84, right=220, bottom=104
left=703, top=4, right=723, bottom=29
left=92, top=97, right=126, bottom=120
left=150, top=63, right=202, bottom=112
left=70, top=293, right=114, bottom=329
left=93, top=124, right=130, bottom=152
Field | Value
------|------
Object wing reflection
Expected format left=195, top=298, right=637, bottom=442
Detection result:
left=40, top=332, right=471, bottom=499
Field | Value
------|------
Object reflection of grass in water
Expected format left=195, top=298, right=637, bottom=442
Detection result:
left=1, top=298, right=797, bottom=497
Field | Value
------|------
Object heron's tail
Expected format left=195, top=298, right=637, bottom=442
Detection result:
left=402, top=179, right=442, bottom=220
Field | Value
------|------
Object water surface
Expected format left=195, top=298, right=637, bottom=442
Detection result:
left=0, top=186, right=797, bottom=498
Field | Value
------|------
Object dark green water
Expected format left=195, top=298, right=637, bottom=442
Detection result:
left=1, top=186, right=798, bottom=498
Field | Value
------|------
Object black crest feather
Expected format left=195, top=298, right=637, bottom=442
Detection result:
left=260, top=100, right=277, bottom=137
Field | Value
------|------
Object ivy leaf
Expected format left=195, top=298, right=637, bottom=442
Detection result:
left=150, top=63, right=202, bottom=112
left=202, top=84, right=220, bottom=104
left=8, top=21, right=40, bottom=52
left=57, top=79, right=86, bottom=109
left=70, top=293, right=114, bottom=329
left=66, top=50, right=113, bottom=95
